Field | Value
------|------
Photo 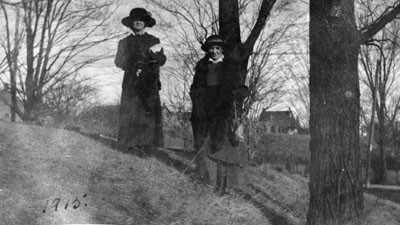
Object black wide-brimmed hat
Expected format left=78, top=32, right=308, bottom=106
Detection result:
left=201, top=35, right=227, bottom=52
left=122, top=8, right=156, bottom=28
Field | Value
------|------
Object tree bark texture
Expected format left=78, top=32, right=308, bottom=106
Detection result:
left=10, top=4, right=20, bottom=122
left=219, top=0, right=247, bottom=83
left=219, top=0, right=241, bottom=53
left=375, top=101, right=388, bottom=184
left=364, top=66, right=378, bottom=187
left=307, top=1, right=364, bottom=224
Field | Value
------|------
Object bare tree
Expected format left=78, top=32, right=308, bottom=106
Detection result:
left=219, top=0, right=298, bottom=109
left=358, top=2, right=400, bottom=184
left=148, top=1, right=300, bottom=164
left=0, top=0, right=122, bottom=123
left=42, top=74, right=98, bottom=124
left=149, top=0, right=296, bottom=121
left=242, top=20, right=293, bottom=158
left=0, top=1, right=22, bottom=121
left=243, top=20, right=292, bottom=117
left=308, top=0, right=400, bottom=224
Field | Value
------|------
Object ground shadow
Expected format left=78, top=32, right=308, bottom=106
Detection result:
left=80, top=132, right=195, bottom=175
left=234, top=184, right=292, bottom=225
left=364, top=188, right=400, bottom=204
left=81, top=132, right=294, bottom=225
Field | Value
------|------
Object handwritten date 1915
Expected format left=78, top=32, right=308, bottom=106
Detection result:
left=42, top=194, right=88, bottom=213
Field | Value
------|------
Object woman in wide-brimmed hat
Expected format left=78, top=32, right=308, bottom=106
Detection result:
left=121, top=7, right=156, bottom=29
left=114, top=7, right=166, bottom=156
left=190, top=34, right=249, bottom=195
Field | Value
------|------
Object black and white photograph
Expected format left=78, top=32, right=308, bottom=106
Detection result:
left=1, top=0, right=400, bottom=224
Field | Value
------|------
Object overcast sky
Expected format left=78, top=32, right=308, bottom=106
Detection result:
left=88, top=0, right=309, bottom=108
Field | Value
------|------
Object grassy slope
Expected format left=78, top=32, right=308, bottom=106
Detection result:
left=249, top=133, right=400, bottom=225
left=253, top=133, right=310, bottom=165
left=252, top=134, right=374, bottom=167
left=0, top=121, right=266, bottom=225
left=1, top=121, right=399, bottom=225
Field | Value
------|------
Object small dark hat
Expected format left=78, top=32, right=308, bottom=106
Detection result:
left=201, top=35, right=226, bottom=52
left=122, top=8, right=156, bottom=28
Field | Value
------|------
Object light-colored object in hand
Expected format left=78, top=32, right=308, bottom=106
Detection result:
left=149, top=43, right=162, bottom=53
left=136, top=69, right=142, bottom=77
left=235, top=124, right=245, bottom=143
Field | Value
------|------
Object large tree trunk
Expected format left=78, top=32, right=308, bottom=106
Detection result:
left=220, top=0, right=254, bottom=82
left=307, top=1, right=364, bottom=224
left=10, top=4, right=20, bottom=122
left=22, top=94, right=42, bottom=123
left=374, top=99, right=388, bottom=184
left=10, top=74, right=17, bottom=122
left=219, top=0, right=241, bottom=55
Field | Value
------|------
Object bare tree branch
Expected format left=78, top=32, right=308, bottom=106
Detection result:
left=361, top=1, right=400, bottom=42
left=0, top=0, right=122, bottom=122
left=243, top=0, right=277, bottom=57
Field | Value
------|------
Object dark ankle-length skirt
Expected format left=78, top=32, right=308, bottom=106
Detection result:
left=118, top=78, right=163, bottom=149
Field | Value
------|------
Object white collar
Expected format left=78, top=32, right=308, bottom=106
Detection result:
left=209, top=56, right=224, bottom=64
left=132, top=30, right=146, bottom=36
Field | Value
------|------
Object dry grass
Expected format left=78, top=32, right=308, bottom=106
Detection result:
left=1, top=120, right=400, bottom=225
left=244, top=164, right=309, bottom=224
left=245, top=164, right=400, bottom=225
left=0, top=121, right=266, bottom=225
left=252, top=133, right=310, bottom=165
left=354, top=194, right=400, bottom=225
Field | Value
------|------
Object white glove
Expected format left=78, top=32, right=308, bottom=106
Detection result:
left=235, top=124, right=245, bottom=143
left=149, top=44, right=162, bottom=53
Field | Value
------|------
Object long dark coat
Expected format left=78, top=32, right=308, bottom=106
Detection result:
left=190, top=56, right=248, bottom=191
left=115, top=33, right=166, bottom=149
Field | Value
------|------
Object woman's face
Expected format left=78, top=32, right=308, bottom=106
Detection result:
left=208, top=45, right=223, bottom=60
left=132, top=20, right=145, bottom=33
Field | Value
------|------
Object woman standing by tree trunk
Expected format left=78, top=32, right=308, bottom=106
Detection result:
left=115, top=8, right=166, bottom=156
left=190, top=35, right=248, bottom=195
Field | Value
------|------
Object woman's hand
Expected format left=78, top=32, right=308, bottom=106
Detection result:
left=149, top=44, right=162, bottom=53
left=148, top=45, right=166, bottom=66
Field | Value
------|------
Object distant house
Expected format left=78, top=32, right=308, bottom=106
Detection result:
left=258, top=108, right=298, bottom=134
left=0, top=89, right=23, bottom=122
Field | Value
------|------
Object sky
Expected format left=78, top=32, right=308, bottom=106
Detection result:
left=90, top=0, right=309, bottom=108
left=0, top=0, right=309, bottom=110
left=87, top=0, right=175, bottom=105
